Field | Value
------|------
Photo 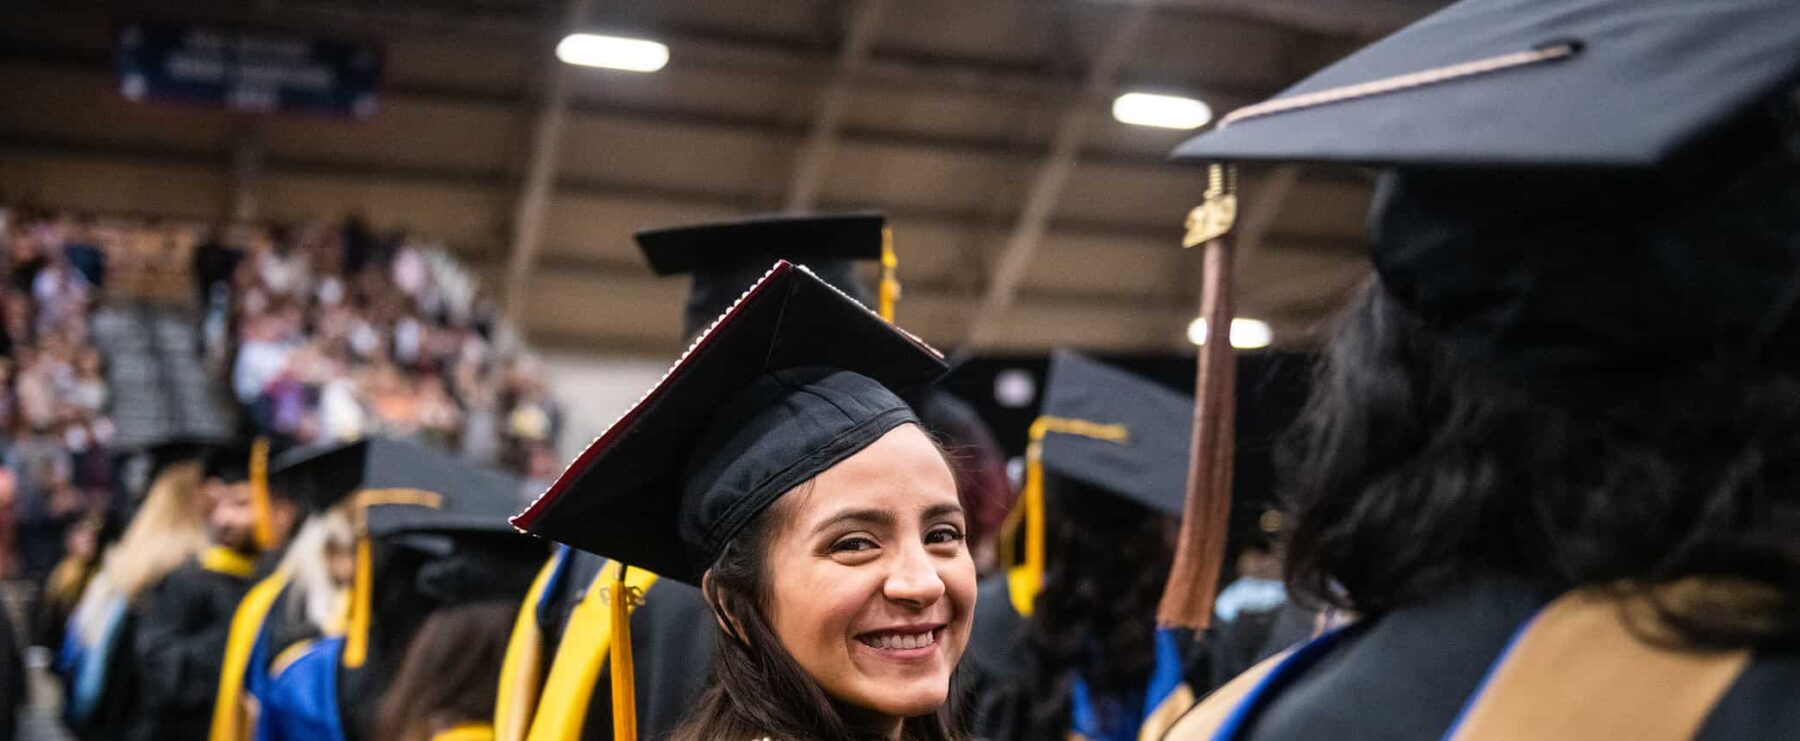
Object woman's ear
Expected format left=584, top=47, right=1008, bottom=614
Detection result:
left=701, top=570, right=750, bottom=645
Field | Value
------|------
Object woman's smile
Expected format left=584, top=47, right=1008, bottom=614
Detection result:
left=853, top=623, right=946, bottom=657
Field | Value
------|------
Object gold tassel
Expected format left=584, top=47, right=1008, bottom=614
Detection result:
left=1005, top=417, right=1129, bottom=617
left=1159, top=163, right=1240, bottom=630
left=879, top=227, right=900, bottom=322
left=608, top=566, right=639, bottom=741
left=249, top=437, right=275, bottom=551
left=343, top=536, right=373, bottom=668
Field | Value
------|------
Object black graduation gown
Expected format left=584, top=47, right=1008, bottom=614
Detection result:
left=128, top=554, right=255, bottom=741
left=963, top=574, right=1231, bottom=741
left=1207, top=575, right=1800, bottom=740
left=538, top=550, right=716, bottom=741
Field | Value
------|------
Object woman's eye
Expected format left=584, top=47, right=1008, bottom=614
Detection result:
left=924, top=526, right=964, bottom=545
left=830, top=536, right=879, bottom=553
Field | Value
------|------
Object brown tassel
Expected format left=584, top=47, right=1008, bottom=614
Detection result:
left=1158, top=164, right=1239, bottom=629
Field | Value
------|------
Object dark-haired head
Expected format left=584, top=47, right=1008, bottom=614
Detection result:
left=1281, top=282, right=1800, bottom=649
left=375, top=601, right=514, bottom=741
left=1019, top=478, right=1177, bottom=738
left=671, top=423, right=974, bottom=741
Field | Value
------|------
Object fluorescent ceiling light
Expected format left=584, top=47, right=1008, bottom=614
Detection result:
left=1112, top=92, right=1213, bottom=130
left=1187, top=317, right=1272, bottom=349
left=556, top=33, right=669, bottom=72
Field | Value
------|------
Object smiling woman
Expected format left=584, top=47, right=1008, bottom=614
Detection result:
left=510, top=261, right=973, bottom=741
left=684, top=423, right=973, bottom=741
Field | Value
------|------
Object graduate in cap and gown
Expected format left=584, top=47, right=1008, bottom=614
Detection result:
left=127, top=441, right=272, bottom=741
left=255, top=438, right=544, bottom=741
left=1156, top=0, right=1800, bottom=737
left=58, top=438, right=220, bottom=739
left=512, top=260, right=974, bottom=741
left=495, top=213, right=1005, bottom=741
left=211, top=442, right=359, bottom=741
left=965, top=351, right=1216, bottom=741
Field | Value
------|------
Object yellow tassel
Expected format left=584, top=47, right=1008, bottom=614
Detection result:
left=1005, top=417, right=1129, bottom=617
left=609, top=566, right=639, bottom=741
left=879, top=227, right=900, bottom=322
left=343, top=537, right=372, bottom=668
left=249, top=437, right=275, bottom=551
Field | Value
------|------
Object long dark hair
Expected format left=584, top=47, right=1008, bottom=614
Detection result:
left=670, top=481, right=966, bottom=741
left=374, top=601, right=514, bottom=741
left=1282, top=283, right=1800, bottom=649
left=1020, top=479, right=1176, bottom=738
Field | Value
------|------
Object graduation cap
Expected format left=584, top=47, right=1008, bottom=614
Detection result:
left=270, top=437, right=525, bottom=664
left=1154, top=0, right=1800, bottom=628
left=512, top=261, right=943, bottom=741
left=144, top=436, right=226, bottom=485
left=634, top=212, right=901, bottom=336
left=514, top=260, right=946, bottom=583
left=1000, top=352, right=1194, bottom=617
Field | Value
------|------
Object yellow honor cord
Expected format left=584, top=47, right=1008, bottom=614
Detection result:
left=1005, top=417, right=1130, bottom=617
left=248, top=438, right=275, bottom=551
left=525, top=561, right=658, bottom=741
left=201, top=546, right=258, bottom=579
left=608, top=567, right=639, bottom=741
left=343, top=537, right=373, bottom=668
left=879, top=227, right=900, bottom=322
left=494, top=554, right=560, bottom=741
left=209, top=568, right=291, bottom=741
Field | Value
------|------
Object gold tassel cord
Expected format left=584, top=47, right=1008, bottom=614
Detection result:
left=343, top=536, right=373, bottom=668
left=248, top=437, right=275, bottom=551
left=1159, top=163, right=1239, bottom=630
left=1005, top=416, right=1130, bottom=617
left=879, top=227, right=901, bottom=322
left=526, top=562, right=658, bottom=741
left=609, top=566, right=640, bottom=741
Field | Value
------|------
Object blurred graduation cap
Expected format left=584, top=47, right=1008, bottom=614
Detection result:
left=271, top=436, right=529, bottom=659
left=514, top=260, right=946, bottom=584
left=144, top=435, right=227, bottom=484
left=1155, top=0, right=1800, bottom=628
left=634, top=212, right=901, bottom=336
left=1002, top=351, right=1194, bottom=617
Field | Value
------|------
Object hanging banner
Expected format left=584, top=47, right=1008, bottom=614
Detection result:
left=114, top=21, right=383, bottom=118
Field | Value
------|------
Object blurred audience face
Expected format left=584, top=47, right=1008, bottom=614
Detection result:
left=207, top=479, right=259, bottom=552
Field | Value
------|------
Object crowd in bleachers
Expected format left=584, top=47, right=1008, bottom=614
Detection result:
left=0, top=202, right=575, bottom=739
left=207, top=216, right=565, bottom=497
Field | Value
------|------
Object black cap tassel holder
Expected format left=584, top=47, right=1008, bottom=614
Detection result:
left=1158, top=164, right=1239, bottom=630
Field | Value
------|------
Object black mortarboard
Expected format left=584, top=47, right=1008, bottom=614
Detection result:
left=145, top=436, right=225, bottom=482
left=1173, top=0, right=1800, bottom=169
left=513, top=261, right=947, bottom=585
left=1038, top=352, right=1194, bottom=515
left=1004, top=352, right=1194, bottom=617
left=202, top=442, right=253, bottom=483
left=634, top=213, right=888, bottom=337
left=267, top=437, right=518, bottom=534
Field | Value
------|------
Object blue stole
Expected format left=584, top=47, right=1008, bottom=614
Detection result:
left=1070, top=628, right=1189, bottom=741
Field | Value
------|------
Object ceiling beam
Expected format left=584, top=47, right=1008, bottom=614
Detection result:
left=500, top=0, right=589, bottom=321
left=783, top=0, right=891, bottom=213
left=962, top=2, right=1153, bottom=349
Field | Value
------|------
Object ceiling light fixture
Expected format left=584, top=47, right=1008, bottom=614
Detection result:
left=1187, top=317, right=1272, bottom=349
left=556, top=33, right=669, bottom=72
left=1112, top=92, right=1213, bottom=130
